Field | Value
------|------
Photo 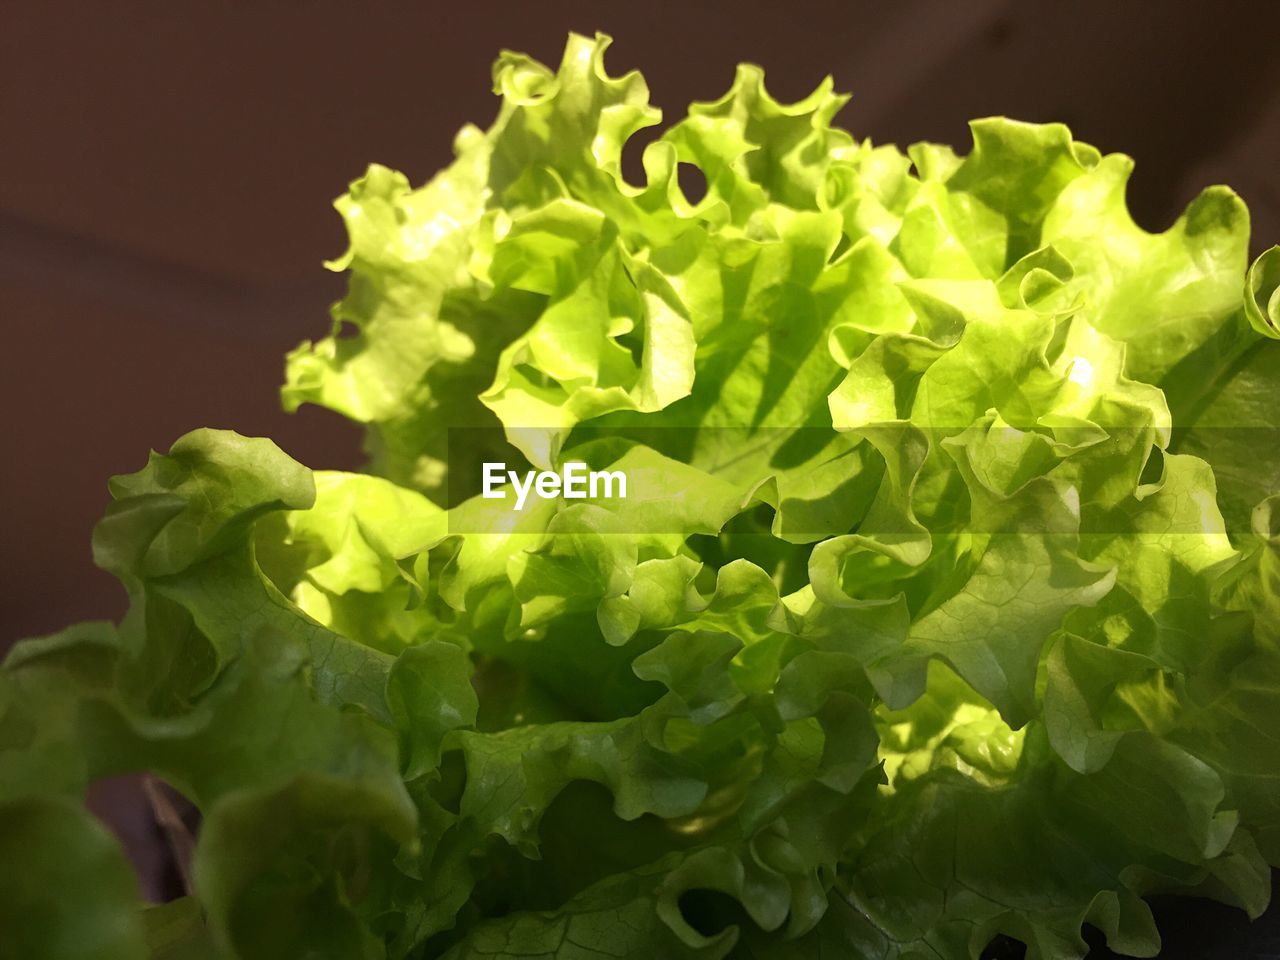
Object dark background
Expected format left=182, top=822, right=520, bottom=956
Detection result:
left=2, top=2, right=1278, bottom=955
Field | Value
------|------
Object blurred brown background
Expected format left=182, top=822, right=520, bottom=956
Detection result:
left=3, top=0, right=1279, bottom=647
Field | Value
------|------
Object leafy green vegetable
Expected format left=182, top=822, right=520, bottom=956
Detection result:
left=5, top=31, right=1280, bottom=960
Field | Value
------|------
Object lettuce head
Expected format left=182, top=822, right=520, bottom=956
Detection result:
left=5, top=32, right=1280, bottom=960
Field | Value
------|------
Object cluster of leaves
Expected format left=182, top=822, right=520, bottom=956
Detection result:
left=5, top=33, right=1280, bottom=960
